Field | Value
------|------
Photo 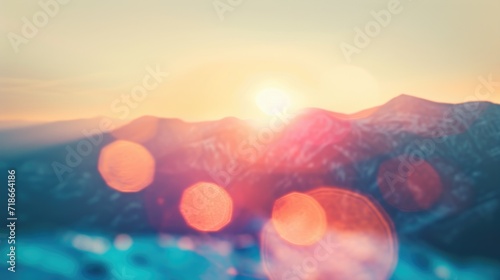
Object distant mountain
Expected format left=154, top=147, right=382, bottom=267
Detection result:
left=0, top=117, right=127, bottom=156
left=0, top=119, right=44, bottom=130
left=2, top=95, right=500, bottom=261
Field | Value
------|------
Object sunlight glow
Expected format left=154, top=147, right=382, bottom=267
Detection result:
left=320, top=65, right=380, bottom=113
left=256, top=88, right=291, bottom=116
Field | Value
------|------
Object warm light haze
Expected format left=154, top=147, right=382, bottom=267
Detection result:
left=1, top=0, right=499, bottom=122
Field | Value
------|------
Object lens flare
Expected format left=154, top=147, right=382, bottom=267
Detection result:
left=377, top=158, right=443, bottom=211
left=271, top=192, right=327, bottom=246
left=262, top=187, right=397, bottom=280
left=179, top=182, right=233, bottom=232
left=98, top=140, right=155, bottom=192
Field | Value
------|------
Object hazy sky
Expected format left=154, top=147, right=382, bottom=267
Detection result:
left=1, top=0, right=500, bottom=121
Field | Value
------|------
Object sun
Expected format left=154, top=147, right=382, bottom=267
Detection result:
left=255, top=88, right=291, bottom=116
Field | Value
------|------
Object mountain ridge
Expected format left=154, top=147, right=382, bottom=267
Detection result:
left=2, top=94, right=500, bottom=261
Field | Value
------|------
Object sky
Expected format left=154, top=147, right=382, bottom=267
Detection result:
left=1, top=0, right=500, bottom=122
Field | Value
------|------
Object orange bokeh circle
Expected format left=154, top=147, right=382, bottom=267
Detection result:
left=179, top=182, right=233, bottom=232
left=262, top=187, right=397, bottom=280
left=271, top=192, right=327, bottom=246
left=98, top=140, right=155, bottom=192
